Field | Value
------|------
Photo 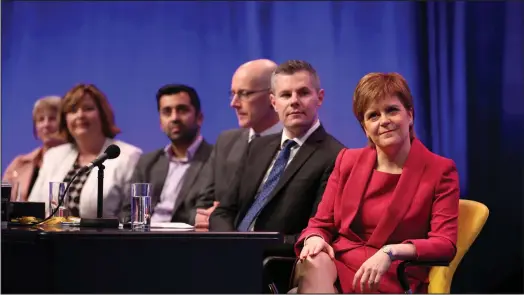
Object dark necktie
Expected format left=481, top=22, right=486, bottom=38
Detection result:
left=237, top=139, right=297, bottom=231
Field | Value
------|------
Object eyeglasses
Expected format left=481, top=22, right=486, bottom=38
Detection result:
left=229, top=88, right=269, bottom=101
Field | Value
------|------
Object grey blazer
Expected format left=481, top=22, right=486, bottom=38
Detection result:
left=121, top=140, right=213, bottom=225
left=195, top=129, right=249, bottom=209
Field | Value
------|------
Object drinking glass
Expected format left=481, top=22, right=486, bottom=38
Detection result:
left=130, top=183, right=152, bottom=228
left=49, top=182, right=69, bottom=217
left=1, top=182, right=12, bottom=221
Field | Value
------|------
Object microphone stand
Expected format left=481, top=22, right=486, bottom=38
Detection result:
left=79, top=163, right=119, bottom=228
left=97, top=164, right=104, bottom=218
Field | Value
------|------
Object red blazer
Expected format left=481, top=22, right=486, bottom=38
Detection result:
left=295, top=139, right=459, bottom=293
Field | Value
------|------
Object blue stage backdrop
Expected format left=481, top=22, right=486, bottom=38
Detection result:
left=1, top=1, right=456, bottom=179
left=2, top=1, right=523, bottom=293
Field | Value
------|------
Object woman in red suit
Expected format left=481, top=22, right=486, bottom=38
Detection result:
left=294, top=73, right=459, bottom=293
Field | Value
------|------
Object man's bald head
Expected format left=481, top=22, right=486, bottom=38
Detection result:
left=230, top=59, right=279, bottom=131
left=233, top=59, right=278, bottom=89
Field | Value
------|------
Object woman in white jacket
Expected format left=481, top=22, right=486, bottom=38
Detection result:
left=28, top=84, right=142, bottom=218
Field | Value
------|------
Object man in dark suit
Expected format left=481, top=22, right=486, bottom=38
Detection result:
left=121, top=84, right=212, bottom=225
left=209, top=60, right=345, bottom=245
left=193, top=59, right=283, bottom=227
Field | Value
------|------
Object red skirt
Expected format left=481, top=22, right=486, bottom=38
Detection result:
left=334, top=251, right=428, bottom=294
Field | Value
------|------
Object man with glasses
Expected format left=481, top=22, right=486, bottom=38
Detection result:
left=210, top=60, right=344, bottom=247
left=193, top=59, right=283, bottom=228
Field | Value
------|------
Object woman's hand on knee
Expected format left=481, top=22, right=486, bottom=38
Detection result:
left=299, top=236, right=335, bottom=260
left=352, top=250, right=392, bottom=293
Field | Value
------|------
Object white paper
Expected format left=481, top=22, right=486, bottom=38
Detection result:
left=150, top=222, right=194, bottom=229
left=150, top=228, right=193, bottom=232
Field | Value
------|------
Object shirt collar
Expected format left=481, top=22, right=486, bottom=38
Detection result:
left=164, top=135, right=203, bottom=163
left=248, top=121, right=283, bottom=142
left=280, top=119, right=321, bottom=148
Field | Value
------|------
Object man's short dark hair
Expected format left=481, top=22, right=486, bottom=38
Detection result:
left=156, top=84, right=201, bottom=114
left=271, top=60, right=321, bottom=92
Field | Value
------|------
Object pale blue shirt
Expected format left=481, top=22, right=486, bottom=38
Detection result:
left=151, top=135, right=203, bottom=223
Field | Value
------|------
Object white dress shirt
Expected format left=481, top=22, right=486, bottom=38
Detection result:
left=257, top=119, right=321, bottom=195
left=247, top=119, right=321, bottom=230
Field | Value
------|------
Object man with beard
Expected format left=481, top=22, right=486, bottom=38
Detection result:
left=121, top=84, right=213, bottom=225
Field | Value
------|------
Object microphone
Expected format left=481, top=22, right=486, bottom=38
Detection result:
left=34, top=144, right=122, bottom=228
left=79, top=143, right=121, bottom=228
left=78, top=144, right=121, bottom=174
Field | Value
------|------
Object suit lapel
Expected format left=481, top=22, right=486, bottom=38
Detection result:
left=340, top=146, right=376, bottom=233
left=228, top=129, right=249, bottom=172
left=150, top=153, right=169, bottom=206
left=263, top=126, right=328, bottom=206
left=172, top=142, right=209, bottom=215
left=240, top=136, right=281, bottom=212
left=17, top=148, right=43, bottom=200
left=366, top=139, right=428, bottom=248
left=57, top=145, right=80, bottom=183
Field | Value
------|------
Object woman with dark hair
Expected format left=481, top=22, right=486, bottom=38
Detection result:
left=28, top=84, right=142, bottom=218
left=294, top=73, right=459, bottom=293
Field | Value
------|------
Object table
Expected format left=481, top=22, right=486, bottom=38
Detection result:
left=1, top=224, right=282, bottom=293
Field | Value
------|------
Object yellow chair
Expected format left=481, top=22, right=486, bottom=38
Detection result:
left=264, top=199, right=489, bottom=293
left=397, top=199, right=490, bottom=293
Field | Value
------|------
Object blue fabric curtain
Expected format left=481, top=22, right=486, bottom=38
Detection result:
left=454, top=2, right=523, bottom=292
left=423, top=2, right=468, bottom=187
left=416, top=1, right=524, bottom=292
left=2, top=1, right=522, bottom=292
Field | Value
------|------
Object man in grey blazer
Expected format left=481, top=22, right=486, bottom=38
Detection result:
left=193, top=59, right=283, bottom=228
left=121, top=84, right=212, bottom=225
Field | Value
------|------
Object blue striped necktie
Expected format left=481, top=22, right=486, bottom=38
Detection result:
left=237, top=139, right=297, bottom=231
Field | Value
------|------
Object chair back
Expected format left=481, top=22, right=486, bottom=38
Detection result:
left=427, top=199, right=489, bottom=293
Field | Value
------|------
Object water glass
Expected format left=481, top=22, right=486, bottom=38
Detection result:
left=1, top=181, right=19, bottom=201
left=130, top=183, right=152, bottom=228
left=49, top=182, right=69, bottom=217
left=1, top=182, right=12, bottom=221
left=1, top=182, right=12, bottom=197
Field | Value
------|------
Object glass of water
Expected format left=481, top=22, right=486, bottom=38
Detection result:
left=1, top=182, right=13, bottom=221
left=49, top=182, right=69, bottom=217
left=130, top=183, right=152, bottom=228
left=2, top=181, right=19, bottom=201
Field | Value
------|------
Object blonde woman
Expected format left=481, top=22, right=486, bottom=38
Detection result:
left=3, top=96, right=66, bottom=201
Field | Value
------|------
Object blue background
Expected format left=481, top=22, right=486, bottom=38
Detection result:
left=2, top=1, right=523, bottom=292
